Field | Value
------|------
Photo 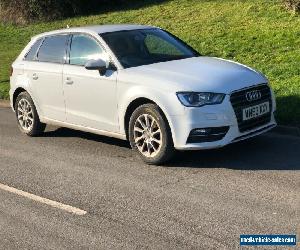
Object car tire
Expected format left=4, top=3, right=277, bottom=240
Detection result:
left=15, top=91, right=46, bottom=136
left=129, top=104, right=175, bottom=165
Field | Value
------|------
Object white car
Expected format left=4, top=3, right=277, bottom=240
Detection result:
left=10, top=24, right=277, bottom=164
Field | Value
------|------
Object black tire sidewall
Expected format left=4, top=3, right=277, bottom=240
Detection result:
left=129, top=104, right=174, bottom=165
left=15, top=92, right=44, bottom=136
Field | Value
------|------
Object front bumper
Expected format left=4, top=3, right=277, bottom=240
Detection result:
left=169, top=95, right=277, bottom=150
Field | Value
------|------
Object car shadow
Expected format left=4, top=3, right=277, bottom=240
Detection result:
left=166, top=134, right=300, bottom=171
left=43, top=127, right=131, bottom=149
left=43, top=127, right=300, bottom=171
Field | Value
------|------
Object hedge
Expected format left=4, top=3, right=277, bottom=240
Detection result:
left=284, top=0, right=300, bottom=12
left=0, top=0, right=130, bottom=24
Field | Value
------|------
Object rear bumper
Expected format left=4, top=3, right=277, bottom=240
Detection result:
left=9, top=87, right=14, bottom=111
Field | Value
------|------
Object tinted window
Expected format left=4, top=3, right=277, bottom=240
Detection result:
left=101, top=29, right=199, bottom=68
left=70, top=34, right=103, bottom=66
left=38, top=35, right=68, bottom=63
left=24, top=39, right=42, bottom=61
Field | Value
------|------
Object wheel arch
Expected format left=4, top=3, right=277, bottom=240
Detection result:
left=12, top=87, right=27, bottom=110
left=12, top=87, right=42, bottom=119
left=123, top=97, right=173, bottom=143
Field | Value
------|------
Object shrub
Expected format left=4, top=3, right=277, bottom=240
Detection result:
left=284, top=0, right=300, bottom=13
left=0, top=0, right=130, bottom=24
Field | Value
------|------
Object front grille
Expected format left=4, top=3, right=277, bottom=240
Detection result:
left=230, top=84, right=272, bottom=133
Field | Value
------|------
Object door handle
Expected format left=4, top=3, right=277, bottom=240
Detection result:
left=65, top=77, right=73, bottom=85
left=32, top=73, right=38, bottom=80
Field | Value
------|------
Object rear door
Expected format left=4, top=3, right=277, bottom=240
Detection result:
left=26, top=34, right=68, bottom=121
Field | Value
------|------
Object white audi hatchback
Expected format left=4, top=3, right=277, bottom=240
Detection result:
left=10, top=24, right=277, bottom=164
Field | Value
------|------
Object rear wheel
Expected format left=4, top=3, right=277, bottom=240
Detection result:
left=15, top=92, right=46, bottom=136
left=129, top=104, right=175, bottom=165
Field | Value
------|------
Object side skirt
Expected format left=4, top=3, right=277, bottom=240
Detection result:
left=41, top=117, right=127, bottom=141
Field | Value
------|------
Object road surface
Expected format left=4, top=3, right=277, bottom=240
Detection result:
left=0, top=107, right=299, bottom=249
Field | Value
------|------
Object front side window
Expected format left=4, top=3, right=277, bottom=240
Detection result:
left=37, top=35, right=68, bottom=64
left=101, top=28, right=199, bottom=68
left=69, top=34, right=104, bottom=66
left=24, top=38, right=42, bottom=61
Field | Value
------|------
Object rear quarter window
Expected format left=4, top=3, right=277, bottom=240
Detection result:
left=37, top=35, right=68, bottom=64
left=24, top=39, right=43, bottom=61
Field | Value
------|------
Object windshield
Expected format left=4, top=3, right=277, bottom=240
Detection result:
left=101, top=28, right=199, bottom=68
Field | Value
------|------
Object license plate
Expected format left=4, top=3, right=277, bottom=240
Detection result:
left=242, top=102, right=270, bottom=121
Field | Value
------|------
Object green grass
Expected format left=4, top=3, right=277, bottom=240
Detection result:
left=0, top=0, right=299, bottom=125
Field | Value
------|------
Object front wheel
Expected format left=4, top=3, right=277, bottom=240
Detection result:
left=15, top=92, right=46, bottom=136
left=129, top=104, right=175, bottom=165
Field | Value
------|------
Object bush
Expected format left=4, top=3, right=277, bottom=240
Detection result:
left=284, top=0, right=300, bottom=13
left=0, top=0, right=129, bottom=24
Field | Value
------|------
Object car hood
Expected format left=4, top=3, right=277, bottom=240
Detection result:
left=124, top=57, right=267, bottom=94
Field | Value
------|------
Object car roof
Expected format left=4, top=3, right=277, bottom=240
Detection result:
left=33, top=24, right=155, bottom=39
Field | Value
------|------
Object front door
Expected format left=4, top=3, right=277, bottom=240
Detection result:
left=63, top=34, right=119, bottom=132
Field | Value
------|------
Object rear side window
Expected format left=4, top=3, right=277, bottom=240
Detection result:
left=37, top=35, right=68, bottom=64
left=24, top=39, right=42, bottom=61
left=69, top=34, right=104, bottom=66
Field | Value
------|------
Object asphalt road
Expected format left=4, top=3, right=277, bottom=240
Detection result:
left=0, top=107, right=299, bottom=249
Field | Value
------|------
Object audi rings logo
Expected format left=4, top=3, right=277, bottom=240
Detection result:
left=246, top=90, right=262, bottom=102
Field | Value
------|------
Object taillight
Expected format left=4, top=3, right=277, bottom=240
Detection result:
left=10, top=66, right=13, bottom=77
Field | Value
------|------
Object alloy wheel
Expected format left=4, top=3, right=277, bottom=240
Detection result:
left=133, top=114, right=162, bottom=157
left=17, top=98, right=34, bottom=132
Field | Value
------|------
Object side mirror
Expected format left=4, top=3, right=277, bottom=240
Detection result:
left=85, top=59, right=108, bottom=75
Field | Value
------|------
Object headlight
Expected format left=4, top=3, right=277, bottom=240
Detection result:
left=176, top=92, right=225, bottom=107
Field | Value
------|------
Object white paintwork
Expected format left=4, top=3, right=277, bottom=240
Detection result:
left=10, top=24, right=277, bottom=150
left=0, top=183, right=87, bottom=215
left=121, top=56, right=269, bottom=94
left=41, top=116, right=126, bottom=140
left=63, top=65, right=119, bottom=132
left=25, top=61, right=65, bottom=121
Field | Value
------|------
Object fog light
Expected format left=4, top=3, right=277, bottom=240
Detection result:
left=191, top=128, right=212, bottom=136
left=187, top=126, right=229, bottom=143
